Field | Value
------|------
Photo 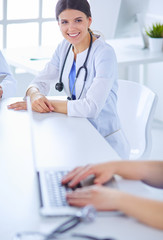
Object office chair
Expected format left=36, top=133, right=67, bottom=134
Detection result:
left=117, top=79, right=157, bottom=160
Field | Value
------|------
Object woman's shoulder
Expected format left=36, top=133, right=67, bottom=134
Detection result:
left=55, top=39, right=71, bottom=53
left=51, top=39, right=71, bottom=62
left=92, top=36, right=116, bottom=59
left=59, top=38, right=71, bottom=48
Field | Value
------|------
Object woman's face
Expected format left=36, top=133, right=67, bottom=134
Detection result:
left=58, top=9, right=92, bottom=47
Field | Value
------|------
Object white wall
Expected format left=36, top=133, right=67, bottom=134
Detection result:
left=89, top=0, right=121, bottom=39
left=148, top=0, right=163, bottom=15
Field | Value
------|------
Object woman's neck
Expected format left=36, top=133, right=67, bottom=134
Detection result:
left=73, top=33, right=96, bottom=60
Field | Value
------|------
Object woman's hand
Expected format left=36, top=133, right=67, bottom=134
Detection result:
left=8, top=101, right=27, bottom=110
left=66, top=185, right=119, bottom=210
left=30, top=92, right=54, bottom=113
left=8, top=92, right=54, bottom=113
left=62, top=162, right=116, bottom=188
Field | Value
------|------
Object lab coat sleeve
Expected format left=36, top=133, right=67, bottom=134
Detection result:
left=28, top=45, right=60, bottom=95
left=67, top=46, right=117, bottom=118
left=0, top=51, right=17, bottom=98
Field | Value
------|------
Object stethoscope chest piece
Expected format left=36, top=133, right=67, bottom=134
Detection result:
left=55, top=82, right=64, bottom=92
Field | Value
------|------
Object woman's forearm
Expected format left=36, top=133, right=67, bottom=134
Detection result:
left=50, top=100, right=68, bottom=114
left=113, top=161, right=163, bottom=188
left=112, top=161, right=147, bottom=180
left=141, top=161, right=163, bottom=188
left=116, top=191, right=163, bottom=230
left=26, top=88, right=67, bottom=114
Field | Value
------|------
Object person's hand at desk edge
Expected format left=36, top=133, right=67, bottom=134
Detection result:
left=62, top=160, right=163, bottom=230
left=7, top=87, right=68, bottom=113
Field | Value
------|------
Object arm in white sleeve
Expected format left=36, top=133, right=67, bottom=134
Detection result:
left=0, top=51, right=17, bottom=98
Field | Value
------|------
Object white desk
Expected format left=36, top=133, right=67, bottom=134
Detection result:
left=2, top=37, right=163, bottom=82
left=107, top=37, right=163, bottom=66
left=108, top=37, right=163, bottom=83
left=0, top=98, right=163, bottom=240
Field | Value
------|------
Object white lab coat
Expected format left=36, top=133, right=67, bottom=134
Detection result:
left=0, top=51, right=17, bottom=98
left=29, top=37, right=130, bottom=159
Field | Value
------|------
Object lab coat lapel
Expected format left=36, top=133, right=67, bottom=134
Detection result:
left=62, top=46, right=74, bottom=95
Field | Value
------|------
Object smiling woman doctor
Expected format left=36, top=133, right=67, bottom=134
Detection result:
left=8, top=0, right=130, bottom=159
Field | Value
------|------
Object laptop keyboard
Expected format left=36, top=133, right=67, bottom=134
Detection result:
left=45, top=170, right=71, bottom=207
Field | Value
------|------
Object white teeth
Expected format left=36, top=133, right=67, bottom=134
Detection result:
left=68, top=33, right=79, bottom=37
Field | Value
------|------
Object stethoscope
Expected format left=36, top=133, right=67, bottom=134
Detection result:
left=14, top=205, right=97, bottom=240
left=55, top=32, right=93, bottom=100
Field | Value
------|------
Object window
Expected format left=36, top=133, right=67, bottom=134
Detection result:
left=0, top=0, right=61, bottom=49
left=42, top=21, right=63, bottom=47
left=42, top=0, right=57, bottom=18
left=7, top=0, right=39, bottom=20
left=7, top=23, right=39, bottom=48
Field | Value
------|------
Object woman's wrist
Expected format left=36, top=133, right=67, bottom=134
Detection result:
left=26, top=87, right=39, bottom=97
left=109, top=190, right=130, bottom=212
left=105, top=188, right=123, bottom=210
left=50, top=100, right=68, bottom=114
left=106, top=161, right=120, bottom=176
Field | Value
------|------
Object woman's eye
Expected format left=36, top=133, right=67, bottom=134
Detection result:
left=61, top=20, right=68, bottom=24
left=75, top=19, right=82, bottom=23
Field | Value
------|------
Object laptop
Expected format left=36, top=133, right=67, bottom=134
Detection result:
left=26, top=97, right=118, bottom=217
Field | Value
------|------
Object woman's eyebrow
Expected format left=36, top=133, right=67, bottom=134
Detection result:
left=74, top=17, right=83, bottom=20
left=60, top=16, right=83, bottom=21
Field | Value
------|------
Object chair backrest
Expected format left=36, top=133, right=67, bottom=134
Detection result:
left=117, top=79, right=157, bottom=160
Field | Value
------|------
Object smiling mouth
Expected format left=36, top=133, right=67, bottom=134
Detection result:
left=68, top=32, right=80, bottom=37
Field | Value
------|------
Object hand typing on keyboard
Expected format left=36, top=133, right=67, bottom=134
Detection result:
left=63, top=181, right=82, bottom=190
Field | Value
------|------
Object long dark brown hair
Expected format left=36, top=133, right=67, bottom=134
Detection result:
left=55, top=0, right=92, bottom=20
